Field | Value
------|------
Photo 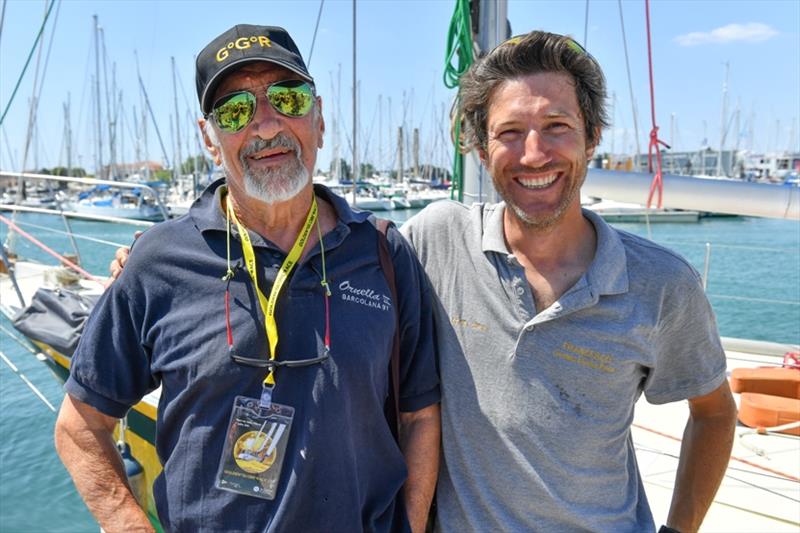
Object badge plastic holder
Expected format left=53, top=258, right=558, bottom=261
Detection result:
left=215, top=395, right=294, bottom=500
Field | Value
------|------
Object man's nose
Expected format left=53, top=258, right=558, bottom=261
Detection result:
left=520, top=129, right=552, bottom=168
left=249, top=95, right=284, bottom=139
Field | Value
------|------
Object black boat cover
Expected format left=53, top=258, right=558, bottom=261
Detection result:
left=12, top=287, right=99, bottom=357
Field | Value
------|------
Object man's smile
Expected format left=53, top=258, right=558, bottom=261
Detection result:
left=515, top=173, right=559, bottom=190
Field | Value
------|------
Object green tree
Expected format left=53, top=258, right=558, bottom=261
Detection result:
left=330, top=158, right=351, bottom=181
left=358, top=162, right=376, bottom=181
left=181, top=155, right=211, bottom=175
left=154, top=170, right=173, bottom=182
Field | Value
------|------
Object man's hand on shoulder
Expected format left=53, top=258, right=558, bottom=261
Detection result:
left=107, top=231, right=142, bottom=286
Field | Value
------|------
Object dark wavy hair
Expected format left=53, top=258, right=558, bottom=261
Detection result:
left=459, top=31, right=609, bottom=152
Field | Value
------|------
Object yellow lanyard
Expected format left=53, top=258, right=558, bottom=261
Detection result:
left=225, top=191, right=318, bottom=388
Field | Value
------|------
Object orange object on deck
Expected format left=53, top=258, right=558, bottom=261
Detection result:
left=737, top=393, right=800, bottom=436
left=730, top=367, right=800, bottom=399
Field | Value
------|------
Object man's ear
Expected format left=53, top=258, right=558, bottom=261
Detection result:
left=585, top=127, right=601, bottom=160
left=478, top=147, right=487, bottom=165
left=199, top=118, right=222, bottom=166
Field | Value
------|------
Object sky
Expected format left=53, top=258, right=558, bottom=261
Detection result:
left=1, top=0, right=798, bottom=176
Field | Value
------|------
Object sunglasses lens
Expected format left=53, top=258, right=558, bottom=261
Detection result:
left=213, top=92, right=256, bottom=133
left=267, top=81, right=314, bottom=117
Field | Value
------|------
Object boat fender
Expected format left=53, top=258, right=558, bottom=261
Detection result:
left=729, top=367, right=800, bottom=399
left=117, top=442, right=147, bottom=507
left=737, top=393, right=800, bottom=436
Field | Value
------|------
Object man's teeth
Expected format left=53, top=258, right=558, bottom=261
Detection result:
left=518, top=174, right=558, bottom=189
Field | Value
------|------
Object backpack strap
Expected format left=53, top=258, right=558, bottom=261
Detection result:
left=375, top=217, right=401, bottom=442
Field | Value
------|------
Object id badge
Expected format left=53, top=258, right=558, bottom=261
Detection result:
left=215, top=395, right=294, bottom=500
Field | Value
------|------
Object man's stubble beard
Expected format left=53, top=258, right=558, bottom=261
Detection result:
left=493, top=157, right=588, bottom=230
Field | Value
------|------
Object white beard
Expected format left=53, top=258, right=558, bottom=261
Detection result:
left=217, top=132, right=310, bottom=204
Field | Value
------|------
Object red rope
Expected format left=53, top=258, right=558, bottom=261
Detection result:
left=644, top=0, right=670, bottom=208
left=0, top=214, right=104, bottom=286
left=225, top=288, right=233, bottom=347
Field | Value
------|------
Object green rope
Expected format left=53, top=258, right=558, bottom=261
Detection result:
left=443, top=0, right=473, bottom=201
left=443, top=0, right=473, bottom=89
left=0, top=0, right=58, bottom=127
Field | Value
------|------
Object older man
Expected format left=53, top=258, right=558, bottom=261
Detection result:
left=401, top=31, right=737, bottom=532
left=55, top=25, right=439, bottom=533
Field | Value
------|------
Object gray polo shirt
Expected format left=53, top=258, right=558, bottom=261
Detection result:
left=402, top=200, right=726, bottom=532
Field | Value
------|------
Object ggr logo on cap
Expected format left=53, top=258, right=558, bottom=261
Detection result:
left=216, top=36, right=272, bottom=62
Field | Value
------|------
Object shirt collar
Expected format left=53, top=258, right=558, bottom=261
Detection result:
left=190, top=178, right=372, bottom=237
left=582, top=208, right=628, bottom=295
left=481, top=202, right=509, bottom=254
left=480, top=202, right=628, bottom=295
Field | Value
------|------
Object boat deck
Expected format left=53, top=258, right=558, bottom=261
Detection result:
left=634, top=349, right=800, bottom=531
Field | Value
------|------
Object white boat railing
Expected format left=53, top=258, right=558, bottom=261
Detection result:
left=0, top=204, right=156, bottom=227
left=584, top=169, right=800, bottom=220
left=0, top=171, right=171, bottom=222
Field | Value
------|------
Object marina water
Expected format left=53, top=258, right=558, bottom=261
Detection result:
left=1, top=210, right=798, bottom=532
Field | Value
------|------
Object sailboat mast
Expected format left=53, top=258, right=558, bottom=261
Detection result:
left=351, top=0, right=358, bottom=203
left=93, top=15, right=103, bottom=178
left=378, top=94, right=383, bottom=173
left=171, top=57, right=182, bottom=182
left=63, top=94, right=72, bottom=173
left=717, top=61, right=729, bottom=177
left=397, top=126, right=403, bottom=182
left=413, top=128, right=419, bottom=178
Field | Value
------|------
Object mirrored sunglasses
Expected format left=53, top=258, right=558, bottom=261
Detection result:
left=211, top=80, right=315, bottom=134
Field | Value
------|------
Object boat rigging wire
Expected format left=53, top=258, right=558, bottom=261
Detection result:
left=633, top=422, right=800, bottom=482
left=0, top=0, right=57, bottom=127
left=0, top=0, right=7, bottom=47
left=0, top=214, right=104, bottom=286
left=136, top=51, right=171, bottom=169
left=643, top=0, right=669, bottom=209
left=7, top=219, right=128, bottom=249
left=0, top=323, right=38, bottom=356
left=617, top=0, right=642, bottom=169
left=0, top=349, right=56, bottom=412
left=306, top=0, right=325, bottom=68
left=637, top=442, right=800, bottom=504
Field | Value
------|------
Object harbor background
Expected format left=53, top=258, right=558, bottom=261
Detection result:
left=2, top=0, right=799, bottom=530
left=1, top=210, right=798, bottom=532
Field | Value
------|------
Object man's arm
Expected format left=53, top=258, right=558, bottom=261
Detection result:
left=399, top=403, right=441, bottom=533
left=54, top=394, right=154, bottom=533
left=666, top=381, right=737, bottom=532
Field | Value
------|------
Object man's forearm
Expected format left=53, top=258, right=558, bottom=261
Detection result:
left=399, top=403, right=441, bottom=533
left=55, top=396, right=154, bottom=533
left=667, top=385, right=737, bottom=532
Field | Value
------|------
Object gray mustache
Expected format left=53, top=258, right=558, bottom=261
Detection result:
left=240, top=134, right=302, bottom=159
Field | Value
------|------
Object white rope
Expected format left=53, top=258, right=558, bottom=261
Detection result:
left=0, top=350, right=56, bottom=412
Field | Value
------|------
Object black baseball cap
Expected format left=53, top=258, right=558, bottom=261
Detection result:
left=195, top=24, right=313, bottom=115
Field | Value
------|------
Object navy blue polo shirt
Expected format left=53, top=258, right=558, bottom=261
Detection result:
left=65, top=179, right=440, bottom=532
